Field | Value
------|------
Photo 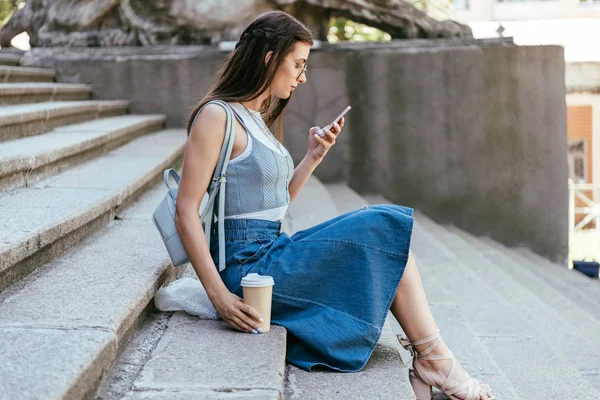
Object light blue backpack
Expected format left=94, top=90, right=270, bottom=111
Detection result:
left=152, top=100, right=236, bottom=272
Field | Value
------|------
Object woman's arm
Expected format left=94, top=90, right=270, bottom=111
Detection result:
left=175, top=103, right=262, bottom=333
left=288, top=153, right=321, bottom=203
left=175, top=104, right=228, bottom=299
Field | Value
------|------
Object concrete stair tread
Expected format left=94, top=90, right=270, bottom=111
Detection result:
left=515, top=245, right=600, bottom=308
left=282, top=176, right=339, bottom=234
left=410, top=215, right=600, bottom=398
left=324, top=182, right=369, bottom=212
left=0, top=100, right=129, bottom=125
left=454, top=227, right=600, bottom=323
left=0, top=82, right=92, bottom=94
left=125, top=314, right=286, bottom=400
left=0, top=115, right=166, bottom=189
left=453, top=225, right=600, bottom=326
left=0, top=65, right=54, bottom=75
left=0, top=53, right=22, bottom=66
left=0, top=115, right=166, bottom=158
left=415, top=214, right=600, bottom=391
left=0, top=181, right=180, bottom=398
left=285, top=319, right=414, bottom=400
left=0, top=129, right=185, bottom=292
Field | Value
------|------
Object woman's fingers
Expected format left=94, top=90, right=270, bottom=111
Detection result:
left=323, top=127, right=337, bottom=143
left=330, top=122, right=340, bottom=135
left=240, top=302, right=263, bottom=324
left=230, top=315, right=254, bottom=333
left=235, top=311, right=260, bottom=333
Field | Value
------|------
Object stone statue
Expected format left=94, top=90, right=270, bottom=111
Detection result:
left=0, top=0, right=472, bottom=48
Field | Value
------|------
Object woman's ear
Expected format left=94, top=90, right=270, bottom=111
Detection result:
left=264, top=51, right=273, bottom=67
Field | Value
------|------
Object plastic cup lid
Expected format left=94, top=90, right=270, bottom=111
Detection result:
left=241, top=273, right=274, bottom=287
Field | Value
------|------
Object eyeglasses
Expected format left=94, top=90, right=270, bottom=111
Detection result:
left=284, top=57, right=308, bottom=80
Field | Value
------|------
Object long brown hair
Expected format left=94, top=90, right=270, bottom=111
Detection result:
left=186, top=10, right=313, bottom=141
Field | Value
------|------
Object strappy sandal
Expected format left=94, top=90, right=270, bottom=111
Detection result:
left=397, top=329, right=495, bottom=400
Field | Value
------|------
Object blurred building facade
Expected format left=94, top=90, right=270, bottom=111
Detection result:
left=437, top=0, right=600, bottom=206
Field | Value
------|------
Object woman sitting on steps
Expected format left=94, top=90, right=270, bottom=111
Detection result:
left=174, top=10, right=495, bottom=400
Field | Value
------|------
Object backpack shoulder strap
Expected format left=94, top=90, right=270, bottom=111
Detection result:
left=197, top=100, right=236, bottom=272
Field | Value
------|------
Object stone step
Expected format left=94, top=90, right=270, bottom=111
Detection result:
left=0, top=129, right=185, bottom=293
left=282, top=176, right=339, bottom=234
left=416, top=216, right=600, bottom=391
left=324, top=182, right=370, bottom=213
left=98, top=175, right=339, bottom=399
left=0, top=82, right=93, bottom=105
left=411, top=213, right=600, bottom=399
left=0, top=114, right=167, bottom=191
left=0, top=181, right=182, bottom=399
left=0, top=65, right=55, bottom=83
left=357, top=190, right=519, bottom=399
left=285, top=317, right=414, bottom=400
left=0, top=53, right=22, bottom=66
left=457, top=230, right=600, bottom=325
left=513, top=244, right=600, bottom=322
left=120, top=314, right=287, bottom=400
left=0, top=100, right=130, bottom=142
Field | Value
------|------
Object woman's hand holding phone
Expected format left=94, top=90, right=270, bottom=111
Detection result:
left=307, top=105, right=350, bottom=162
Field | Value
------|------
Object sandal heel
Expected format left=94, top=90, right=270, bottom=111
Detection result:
left=409, top=370, right=433, bottom=400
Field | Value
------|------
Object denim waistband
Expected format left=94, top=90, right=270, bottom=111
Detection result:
left=219, top=219, right=282, bottom=240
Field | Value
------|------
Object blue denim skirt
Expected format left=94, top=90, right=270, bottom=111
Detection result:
left=210, top=204, right=414, bottom=372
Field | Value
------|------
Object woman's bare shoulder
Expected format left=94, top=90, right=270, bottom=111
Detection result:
left=189, top=102, right=228, bottom=141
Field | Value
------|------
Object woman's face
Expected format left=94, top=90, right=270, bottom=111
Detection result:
left=269, top=41, right=310, bottom=99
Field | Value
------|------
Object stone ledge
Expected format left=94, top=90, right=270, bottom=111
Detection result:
left=0, top=129, right=184, bottom=291
left=0, top=114, right=166, bottom=190
left=0, top=185, right=183, bottom=398
left=0, top=100, right=131, bottom=141
left=0, top=53, right=22, bottom=66
left=131, top=315, right=287, bottom=396
left=0, top=82, right=93, bottom=104
left=0, top=65, right=55, bottom=82
left=123, top=388, right=281, bottom=399
left=285, top=319, right=414, bottom=400
left=0, top=82, right=92, bottom=95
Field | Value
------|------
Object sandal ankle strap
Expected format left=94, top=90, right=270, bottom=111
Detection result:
left=398, top=328, right=442, bottom=360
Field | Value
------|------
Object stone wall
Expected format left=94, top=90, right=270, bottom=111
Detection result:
left=22, top=39, right=568, bottom=263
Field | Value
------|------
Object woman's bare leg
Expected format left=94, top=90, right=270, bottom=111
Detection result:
left=390, top=250, right=494, bottom=399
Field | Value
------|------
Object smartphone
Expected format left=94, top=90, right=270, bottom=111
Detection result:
left=316, top=106, right=351, bottom=138
left=327, top=106, right=351, bottom=129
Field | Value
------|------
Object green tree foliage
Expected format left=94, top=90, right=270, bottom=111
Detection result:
left=327, top=0, right=441, bottom=43
left=0, top=0, right=25, bottom=26
left=328, top=18, right=392, bottom=43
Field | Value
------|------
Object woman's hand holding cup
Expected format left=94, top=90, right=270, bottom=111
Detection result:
left=210, top=289, right=264, bottom=334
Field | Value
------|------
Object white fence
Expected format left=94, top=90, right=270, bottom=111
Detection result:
left=568, top=179, right=600, bottom=232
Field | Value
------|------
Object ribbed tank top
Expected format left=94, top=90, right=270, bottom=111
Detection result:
left=222, top=102, right=295, bottom=221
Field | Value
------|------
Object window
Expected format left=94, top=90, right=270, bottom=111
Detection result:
left=568, top=139, right=588, bottom=183
left=453, top=0, right=469, bottom=10
left=495, top=0, right=557, bottom=2
left=579, top=0, right=600, bottom=4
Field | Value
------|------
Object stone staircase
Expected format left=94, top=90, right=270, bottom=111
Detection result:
left=1, top=51, right=599, bottom=400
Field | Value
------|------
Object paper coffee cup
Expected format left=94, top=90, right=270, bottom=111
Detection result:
left=241, top=273, right=274, bottom=332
